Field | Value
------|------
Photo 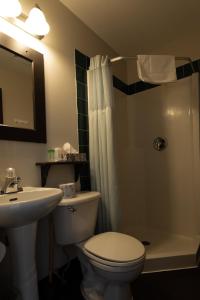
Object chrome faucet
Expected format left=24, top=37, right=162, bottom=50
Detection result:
left=1, top=168, right=23, bottom=195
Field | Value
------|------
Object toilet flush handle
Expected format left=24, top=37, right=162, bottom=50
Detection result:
left=67, top=206, right=77, bottom=213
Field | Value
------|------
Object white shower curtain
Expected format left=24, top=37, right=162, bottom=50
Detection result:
left=87, top=55, right=119, bottom=232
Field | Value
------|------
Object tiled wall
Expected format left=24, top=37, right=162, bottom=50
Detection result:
left=75, top=50, right=91, bottom=191
left=114, top=59, right=200, bottom=95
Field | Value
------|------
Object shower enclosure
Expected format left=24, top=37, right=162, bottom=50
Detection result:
left=116, top=73, right=200, bottom=272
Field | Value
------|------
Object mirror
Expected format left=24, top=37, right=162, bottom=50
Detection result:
left=0, top=48, right=34, bottom=129
left=0, top=32, right=46, bottom=143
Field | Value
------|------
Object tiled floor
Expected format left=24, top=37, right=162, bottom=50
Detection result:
left=39, top=259, right=200, bottom=300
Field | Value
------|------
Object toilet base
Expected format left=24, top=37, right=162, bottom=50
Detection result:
left=81, top=284, right=104, bottom=300
left=81, top=281, right=133, bottom=300
left=78, top=250, right=105, bottom=300
left=78, top=249, right=136, bottom=300
left=104, top=282, right=132, bottom=300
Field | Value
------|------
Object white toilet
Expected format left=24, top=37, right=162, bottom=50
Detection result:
left=53, top=192, right=145, bottom=300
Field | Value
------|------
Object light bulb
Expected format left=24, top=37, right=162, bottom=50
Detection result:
left=25, top=6, right=50, bottom=36
left=0, top=0, right=22, bottom=17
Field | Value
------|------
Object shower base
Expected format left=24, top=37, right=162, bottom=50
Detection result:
left=123, top=227, right=200, bottom=273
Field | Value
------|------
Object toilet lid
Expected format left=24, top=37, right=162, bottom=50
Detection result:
left=84, top=232, right=145, bottom=263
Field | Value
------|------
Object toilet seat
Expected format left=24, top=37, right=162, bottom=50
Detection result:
left=83, top=247, right=145, bottom=270
left=83, top=232, right=145, bottom=268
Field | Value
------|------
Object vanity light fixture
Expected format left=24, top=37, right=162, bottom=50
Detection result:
left=0, top=0, right=22, bottom=18
left=25, top=4, right=50, bottom=36
left=0, top=1, right=50, bottom=38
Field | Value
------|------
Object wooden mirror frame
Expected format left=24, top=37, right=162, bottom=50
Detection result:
left=0, top=32, right=46, bottom=143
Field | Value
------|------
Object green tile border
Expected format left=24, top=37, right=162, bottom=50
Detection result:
left=75, top=49, right=91, bottom=190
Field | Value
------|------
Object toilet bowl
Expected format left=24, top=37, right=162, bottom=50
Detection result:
left=53, top=192, right=145, bottom=300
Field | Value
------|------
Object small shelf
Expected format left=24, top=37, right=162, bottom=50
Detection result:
left=36, top=160, right=89, bottom=187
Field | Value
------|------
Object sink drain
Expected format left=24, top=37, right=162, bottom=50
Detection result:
left=9, top=198, right=18, bottom=202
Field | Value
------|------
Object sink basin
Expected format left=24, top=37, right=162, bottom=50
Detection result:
left=0, top=187, right=62, bottom=227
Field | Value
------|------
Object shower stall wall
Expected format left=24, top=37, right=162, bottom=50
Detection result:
left=116, top=73, right=200, bottom=272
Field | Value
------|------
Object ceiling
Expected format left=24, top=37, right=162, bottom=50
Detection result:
left=60, top=0, right=200, bottom=56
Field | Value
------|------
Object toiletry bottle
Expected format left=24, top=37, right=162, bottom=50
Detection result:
left=48, top=149, right=55, bottom=162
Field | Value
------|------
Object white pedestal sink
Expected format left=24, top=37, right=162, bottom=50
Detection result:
left=0, top=187, right=62, bottom=300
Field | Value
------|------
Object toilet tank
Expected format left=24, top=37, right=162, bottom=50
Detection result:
left=53, top=191, right=100, bottom=245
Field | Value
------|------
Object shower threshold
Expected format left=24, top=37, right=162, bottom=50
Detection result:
left=123, top=227, right=200, bottom=273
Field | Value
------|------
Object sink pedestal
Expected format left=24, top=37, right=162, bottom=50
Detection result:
left=7, top=222, right=39, bottom=300
left=0, top=187, right=62, bottom=300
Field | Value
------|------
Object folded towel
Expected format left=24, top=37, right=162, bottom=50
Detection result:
left=137, top=55, right=177, bottom=84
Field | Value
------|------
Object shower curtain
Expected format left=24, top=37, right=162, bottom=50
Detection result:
left=87, top=55, right=119, bottom=232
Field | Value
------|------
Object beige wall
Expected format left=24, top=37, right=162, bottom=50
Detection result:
left=0, top=0, right=127, bottom=279
left=0, top=0, right=126, bottom=186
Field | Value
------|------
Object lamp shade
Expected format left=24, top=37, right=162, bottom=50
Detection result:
left=0, top=0, right=22, bottom=17
left=25, top=6, right=50, bottom=36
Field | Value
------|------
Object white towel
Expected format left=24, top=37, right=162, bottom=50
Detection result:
left=137, top=55, right=177, bottom=84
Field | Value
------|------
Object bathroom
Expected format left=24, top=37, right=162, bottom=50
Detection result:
left=0, top=0, right=200, bottom=299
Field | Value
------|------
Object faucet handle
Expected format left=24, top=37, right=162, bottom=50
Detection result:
left=6, top=168, right=16, bottom=178
left=16, top=177, right=23, bottom=192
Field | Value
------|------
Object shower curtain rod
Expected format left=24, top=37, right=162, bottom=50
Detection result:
left=110, top=56, right=192, bottom=63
